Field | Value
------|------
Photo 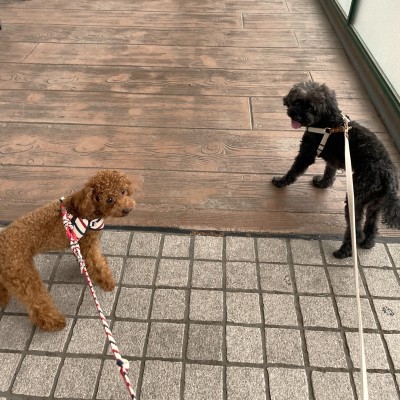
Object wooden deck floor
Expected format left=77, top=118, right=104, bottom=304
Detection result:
left=1, top=0, right=399, bottom=237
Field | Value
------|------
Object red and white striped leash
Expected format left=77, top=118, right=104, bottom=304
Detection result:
left=60, top=197, right=138, bottom=400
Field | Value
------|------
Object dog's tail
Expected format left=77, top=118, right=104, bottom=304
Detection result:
left=382, top=192, right=400, bottom=229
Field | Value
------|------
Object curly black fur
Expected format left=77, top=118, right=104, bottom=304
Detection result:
left=272, top=81, right=400, bottom=258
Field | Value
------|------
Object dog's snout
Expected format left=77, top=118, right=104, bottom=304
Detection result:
left=122, top=208, right=132, bottom=216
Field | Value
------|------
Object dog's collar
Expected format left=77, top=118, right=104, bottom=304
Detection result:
left=306, top=115, right=351, bottom=156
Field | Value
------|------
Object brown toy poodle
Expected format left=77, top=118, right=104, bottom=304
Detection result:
left=0, top=170, right=136, bottom=331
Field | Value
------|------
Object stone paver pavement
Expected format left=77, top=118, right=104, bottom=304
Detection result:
left=1, top=230, right=400, bottom=399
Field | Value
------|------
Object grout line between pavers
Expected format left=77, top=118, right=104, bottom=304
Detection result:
left=358, top=245, right=400, bottom=398
left=318, top=240, right=359, bottom=400
left=179, top=234, right=195, bottom=400
left=135, top=233, right=165, bottom=398
left=286, top=238, right=316, bottom=400
left=222, top=236, right=228, bottom=400
left=254, top=237, right=271, bottom=400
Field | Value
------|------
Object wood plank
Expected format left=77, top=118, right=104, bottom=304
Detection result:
left=0, top=9, right=242, bottom=29
left=0, top=24, right=298, bottom=48
left=251, top=97, right=388, bottom=133
left=244, top=13, right=332, bottom=30
left=295, top=30, right=342, bottom=48
left=23, top=43, right=353, bottom=71
left=286, top=0, right=324, bottom=13
left=0, top=122, right=335, bottom=173
left=0, top=0, right=288, bottom=13
left=0, top=90, right=250, bottom=129
left=0, top=42, right=37, bottom=63
left=0, top=166, right=399, bottom=238
left=0, top=64, right=310, bottom=96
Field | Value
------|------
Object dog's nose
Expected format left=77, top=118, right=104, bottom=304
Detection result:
left=122, top=208, right=132, bottom=216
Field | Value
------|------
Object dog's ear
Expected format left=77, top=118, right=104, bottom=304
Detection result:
left=71, top=186, right=96, bottom=217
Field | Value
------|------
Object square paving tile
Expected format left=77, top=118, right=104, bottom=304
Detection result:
left=0, top=316, right=33, bottom=350
left=327, top=267, right=365, bottom=296
left=67, top=318, right=106, bottom=354
left=227, top=367, right=266, bottom=400
left=130, top=232, right=162, bottom=257
left=299, top=296, right=337, bottom=328
left=266, top=328, right=303, bottom=365
left=346, top=332, right=389, bottom=370
left=226, top=292, right=261, bottom=324
left=109, top=321, right=147, bottom=357
left=268, top=367, right=309, bottom=400
left=305, top=331, right=347, bottom=368
left=189, top=290, right=223, bottom=322
left=151, top=289, right=186, bottom=320
left=55, top=357, right=101, bottom=399
left=162, top=234, right=191, bottom=258
left=194, top=235, right=223, bottom=260
left=191, top=261, right=223, bottom=289
left=312, top=371, right=354, bottom=400
left=336, top=297, right=377, bottom=330
left=374, top=298, right=400, bottom=330
left=385, top=334, right=400, bottom=370
left=141, top=360, right=181, bottom=400
left=100, top=230, right=131, bottom=255
left=259, top=263, right=293, bottom=293
left=263, top=293, right=298, bottom=326
left=30, top=318, right=73, bottom=352
left=0, top=353, right=21, bottom=391
left=226, top=261, right=258, bottom=289
left=291, top=239, right=323, bottom=265
left=156, top=259, right=190, bottom=287
left=184, top=364, right=223, bottom=400
left=226, top=236, right=255, bottom=261
left=116, top=287, right=152, bottom=319
left=354, top=372, right=398, bottom=400
left=146, top=322, right=184, bottom=359
left=97, top=359, right=140, bottom=400
left=257, top=238, right=287, bottom=263
left=294, top=265, right=329, bottom=294
left=358, top=244, right=392, bottom=267
left=226, top=326, right=263, bottom=364
left=187, top=324, right=223, bottom=361
left=13, top=355, right=60, bottom=397
left=123, top=257, right=156, bottom=286
left=363, top=268, right=400, bottom=297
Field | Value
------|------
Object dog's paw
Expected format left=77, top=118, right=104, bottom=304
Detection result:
left=97, top=274, right=116, bottom=292
left=333, top=245, right=352, bottom=259
left=312, top=175, right=334, bottom=188
left=0, top=289, right=10, bottom=307
left=360, top=238, right=375, bottom=249
left=33, top=309, right=67, bottom=331
left=272, top=176, right=288, bottom=188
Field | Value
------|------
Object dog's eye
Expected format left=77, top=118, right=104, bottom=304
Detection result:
left=106, top=197, right=114, bottom=204
left=121, top=190, right=126, bottom=196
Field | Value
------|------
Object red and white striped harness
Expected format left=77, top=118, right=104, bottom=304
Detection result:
left=68, top=215, right=104, bottom=241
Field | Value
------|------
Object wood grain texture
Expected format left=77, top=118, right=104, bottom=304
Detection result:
left=0, top=64, right=310, bottom=96
left=0, top=90, right=250, bottom=129
left=0, top=24, right=298, bottom=48
left=0, top=0, right=399, bottom=238
left=24, top=43, right=353, bottom=71
left=0, top=0, right=288, bottom=13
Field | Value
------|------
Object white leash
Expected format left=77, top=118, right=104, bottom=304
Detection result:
left=343, top=121, right=369, bottom=399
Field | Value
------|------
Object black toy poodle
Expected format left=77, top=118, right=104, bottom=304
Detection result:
left=272, top=81, right=400, bottom=258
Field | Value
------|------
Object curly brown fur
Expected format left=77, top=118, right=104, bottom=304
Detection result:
left=0, top=170, right=136, bottom=331
left=272, top=81, right=400, bottom=258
